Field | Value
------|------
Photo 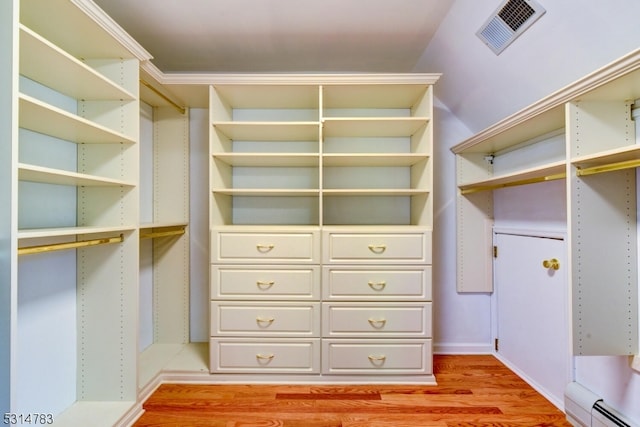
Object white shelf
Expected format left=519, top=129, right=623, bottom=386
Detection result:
left=322, top=84, right=430, bottom=109
left=18, top=94, right=136, bottom=144
left=323, top=117, right=428, bottom=137
left=213, top=84, right=319, bottom=109
left=323, top=153, right=428, bottom=167
left=458, top=161, right=566, bottom=193
left=19, top=24, right=136, bottom=101
left=19, top=163, right=135, bottom=187
left=213, top=122, right=320, bottom=140
left=213, top=153, right=320, bottom=167
left=212, top=188, right=320, bottom=197
left=18, top=225, right=136, bottom=240
left=140, top=221, right=188, bottom=231
left=323, top=189, right=429, bottom=196
left=571, top=144, right=640, bottom=172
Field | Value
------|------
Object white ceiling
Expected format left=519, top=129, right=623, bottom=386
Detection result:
left=93, top=0, right=455, bottom=73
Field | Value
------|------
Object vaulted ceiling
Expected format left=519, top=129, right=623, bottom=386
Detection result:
left=93, top=0, right=455, bottom=73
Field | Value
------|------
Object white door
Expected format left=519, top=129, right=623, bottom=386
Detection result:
left=494, top=232, right=570, bottom=407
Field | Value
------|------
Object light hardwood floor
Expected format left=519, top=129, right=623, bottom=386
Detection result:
left=133, top=355, right=571, bottom=426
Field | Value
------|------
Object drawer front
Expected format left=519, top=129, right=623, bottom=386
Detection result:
left=211, top=338, right=320, bottom=373
left=323, top=266, right=431, bottom=300
left=213, top=231, right=319, bottom=263
left=322, top=303, right=432, bottom=337
left=322, top=339, right=433, bottom=375
left=211, top=302, right=320, bottom=336
left=323, top=231, right=431, bottom=264
left=212, top=266, right=320, bottom=300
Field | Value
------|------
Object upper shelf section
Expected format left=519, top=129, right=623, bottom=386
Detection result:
left=20, top=0, right=149, bottom=62
left=323, top=117, right=428, bottom=138
left=213, top=122, right=320, bottom=141
left=453, top=48, right=640, bottom=192
left=19, top=24, right=136, bottom=101
left=18, top=94, right=136, bottom=144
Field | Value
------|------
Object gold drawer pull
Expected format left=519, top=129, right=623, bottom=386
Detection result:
left=256, top=353, right=275, bottom=361
left=367, top=244, right=387, bottom=254
left=368, top=318, right=387, bottom=328
left=256, top=280, right=275, bottom=289
left=256, top=244, right=275, bottom=252
left=368, top=281, right=386, bottom=291
left=256, top=317, right=275, bottom=327
left=367, top=354, right=387, bottom=363
left=542, top=258, right=560, bottom=270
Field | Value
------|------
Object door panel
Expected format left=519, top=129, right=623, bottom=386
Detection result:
left=494, top=232, right=569, bottom=407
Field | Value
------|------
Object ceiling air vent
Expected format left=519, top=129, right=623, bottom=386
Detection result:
left=477, top=0, right=546, bottom=55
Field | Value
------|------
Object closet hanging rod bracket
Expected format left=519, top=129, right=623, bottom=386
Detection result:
left=140, top=225, right=186, bottom=240
left=140, top=79, right=186, bottom=115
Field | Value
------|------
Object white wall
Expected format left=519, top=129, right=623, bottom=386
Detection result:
left=432, top=99, right=492, bottom=353
left=189, top=108, right=210, bottom=342
left=415, top=0, right=640, bottom=132
left=419, top=0, right=640, bottom=421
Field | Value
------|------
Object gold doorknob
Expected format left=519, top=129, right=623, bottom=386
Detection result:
left=542, top=258, right=560, bottom=270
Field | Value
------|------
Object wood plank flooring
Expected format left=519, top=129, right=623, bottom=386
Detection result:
left=133, top=355, right=572, bottom=426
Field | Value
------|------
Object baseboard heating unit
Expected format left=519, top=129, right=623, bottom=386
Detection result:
left=565, top=382, right=637, bottom=427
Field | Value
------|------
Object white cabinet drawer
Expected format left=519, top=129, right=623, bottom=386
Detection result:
left=323, top=231, right=431, bottom=264
left=211, top=302, right=320, bottom=336
left=211, top=266, right=320, bottom=300
left=322, top=303, right=431, bottom=337
left=323, top=266, right=431, bottom=300
left=212, top=231, right=319, bottom=263
left=322, top=339, right=432, bottom=375
left=211, top=338, right=320, bottom=373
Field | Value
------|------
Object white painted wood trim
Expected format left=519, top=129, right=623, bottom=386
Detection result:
left=451, top=48, right=640, bottom=153
left=72, top=0, right=153, bottom=62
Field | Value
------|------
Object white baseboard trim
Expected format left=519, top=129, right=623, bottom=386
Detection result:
left=433, top=342, right=494, bottom=354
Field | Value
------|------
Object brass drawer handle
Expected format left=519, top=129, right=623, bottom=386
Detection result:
left=368, top=281, right=386, bottom=291
left=256, top=316, right=275, bottom=325
left=256, top=353, right=275, bottom=360
left=256, top=280, right=275, bottom=289
left=367, top=244, right=387, bottom=254
left=542, top=258, right=560, bottom=270
left=367, top=354, right=387, bottom=363
left=368, top=318, right=387, bottom=328
left=256, top=244, right=275, bottom=252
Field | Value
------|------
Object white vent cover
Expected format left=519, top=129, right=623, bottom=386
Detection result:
left=477, top=0, right=546, bottom=55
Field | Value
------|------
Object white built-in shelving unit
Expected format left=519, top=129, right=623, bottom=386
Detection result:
left=2, top=0, right=153, bottom=424
left=452, top=48, right=640, bottom=357
left=137, top=69, right=194, bottom=397
left=209, top=76, right=439, bottom=382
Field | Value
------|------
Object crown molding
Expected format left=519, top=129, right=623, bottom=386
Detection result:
left=451, top=48, right=640, bottom=154
left=71, top=0, right=153, bottom=62
left=152, top=71, right=441, bottom=86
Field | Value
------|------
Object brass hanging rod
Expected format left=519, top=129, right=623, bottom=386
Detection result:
left=140, top=226, right=186, bottom=240
left=140, top=79, right=186, bottom=115
left=576, top=158, right=640, bottom=177
left=460, top=172, right=566, bottom=195
left=18, top=234, right=124, bottom=256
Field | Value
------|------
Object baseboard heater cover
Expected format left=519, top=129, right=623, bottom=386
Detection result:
left=565, top=382, right=637, bottom=427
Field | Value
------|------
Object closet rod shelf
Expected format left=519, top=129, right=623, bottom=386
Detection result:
left=140, top=225, right=186, bottom=240
left=460, top=172, right=566, bottom=195
left=576, top=158, right=640, bottom=176
left=18, top=234, right=124, bottom=255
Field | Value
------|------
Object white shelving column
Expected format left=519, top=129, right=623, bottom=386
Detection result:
left=9, top=0, right=151, bottom=424
left=138, top=72, right=193, bottom=392
left=0, top=0, right=17, bottom=416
